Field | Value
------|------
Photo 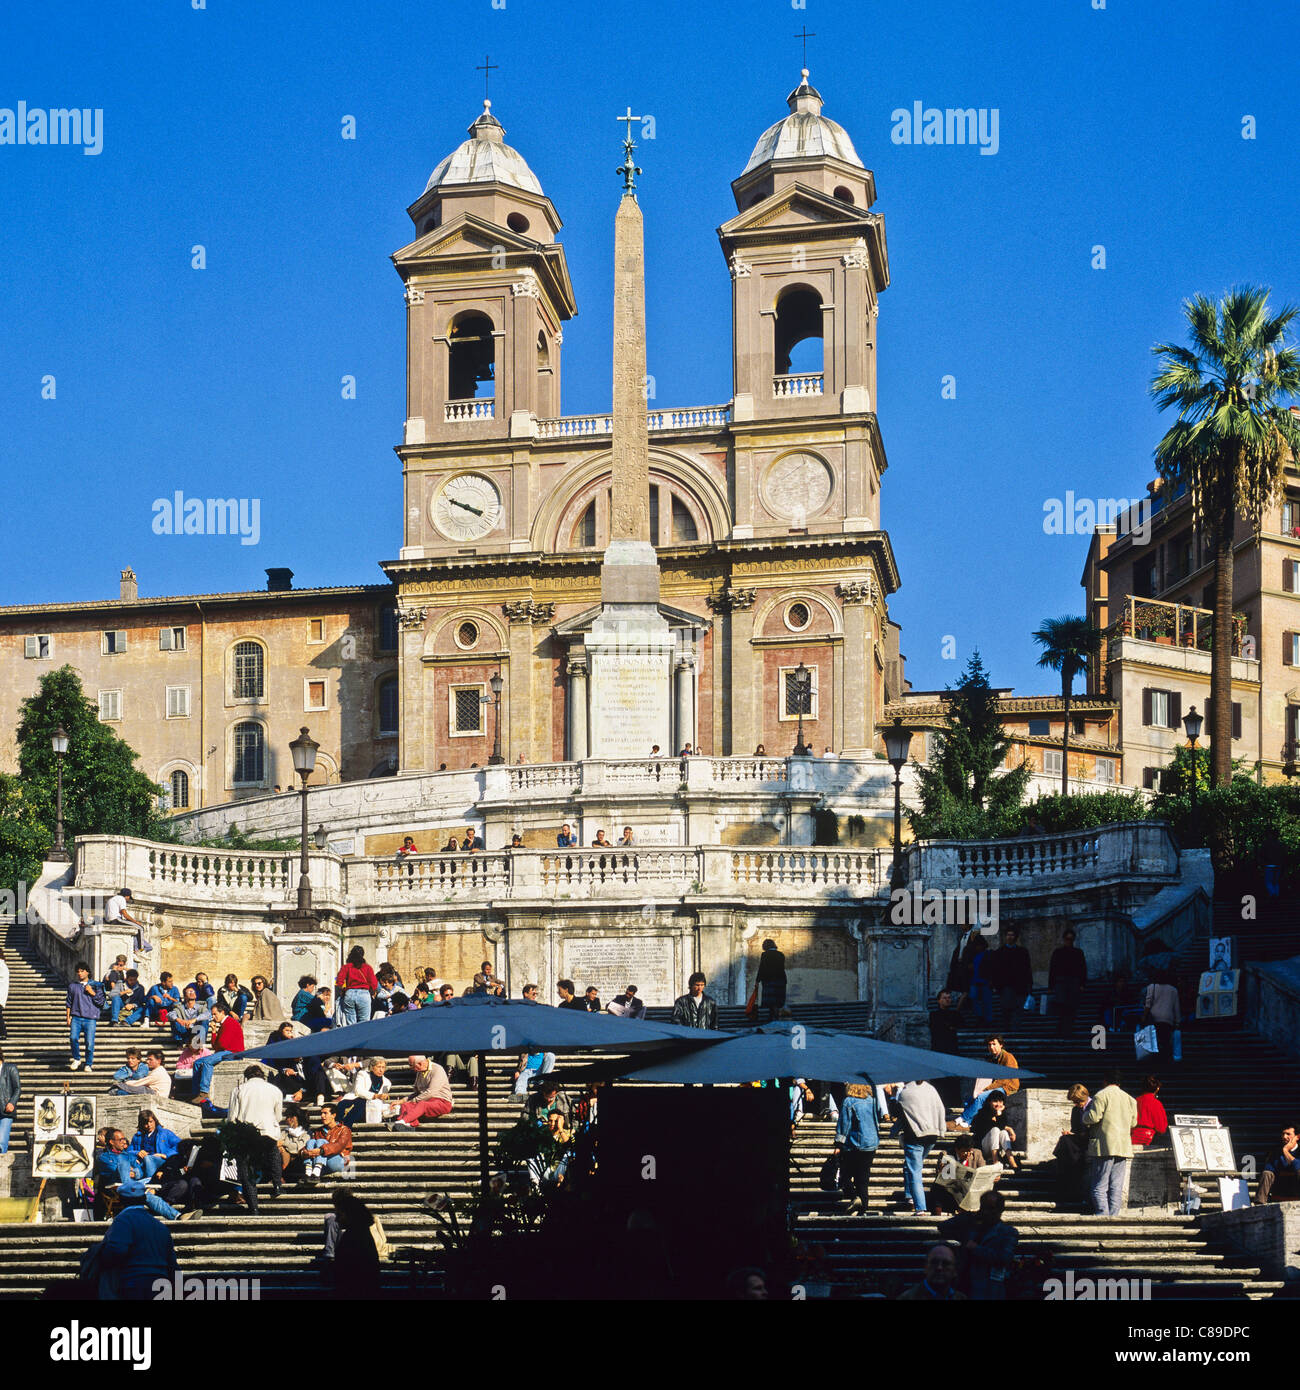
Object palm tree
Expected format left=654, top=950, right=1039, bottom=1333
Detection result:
left=1151, top=287, right=1300, bottom=785
left=1032, top=616, right=1099, bottom=796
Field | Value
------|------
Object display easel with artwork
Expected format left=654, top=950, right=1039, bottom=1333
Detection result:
left=1168, top=1114, right=1236, bottom=1212
left=1196, top=969, right=1240, bottom=1020
left=31, top=1087, right=95, bottom=1182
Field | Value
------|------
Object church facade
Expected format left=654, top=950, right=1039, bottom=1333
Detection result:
left=385, top=74, right=905, bottom=772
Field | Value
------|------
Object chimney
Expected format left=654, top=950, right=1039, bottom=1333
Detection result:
left=265, top=567, right=294, bottom=592
left=119, top=567, right=138, bottom=602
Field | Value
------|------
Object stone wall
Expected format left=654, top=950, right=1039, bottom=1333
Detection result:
left=1201, top=1203, right=1300, bottom=1280
left=1241, top=958, right=1300, bottom=1060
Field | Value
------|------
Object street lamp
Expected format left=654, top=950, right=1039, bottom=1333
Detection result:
left=312, top=825, right=329, bottom=851
left=487, top=672, right=505, bottom=766
left=1183, top=705, right=1203, bottom=824
left=883, top=717, right=914, bottom=891
left=289, top=726, right=319, bottom=917
left=49, top=725, right=70, bottom=862
left=791, top=661, right=812, bottom=757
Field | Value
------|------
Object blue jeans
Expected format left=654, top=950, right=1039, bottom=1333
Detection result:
left=120, top=1005, right=145, bottom=1026
left=513, top=1053, right=557, bottom=1096
left=137, top=1153, right=169, bottom=1182
left=0, top=1116, right=12, bottom=1154
left=1089, top=1156, right=1128, bottom=1215
left=903, top=1140, right=934, bottom=1212
left=971, top=984, right=993, bottom=1024
left=70, top=1016, right=97, bottom=1065
left=191, top=1049, right=234, bottom=1097
left=305, top=1146, right=344, bottom=1176
left=108, top=993, right=126, bottom=1022
left=145, top=1192, right=180, bottom=1221
left=338, top=989, right=371, bottom=1027
left=959, top=1087, right=1005, bottom=1128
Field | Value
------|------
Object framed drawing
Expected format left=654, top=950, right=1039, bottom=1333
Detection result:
left=30, top=1093, right=96, bottom=1180
left=1170, top=1125, right=1206, bottom=1172
left=1208, top=937, right=1233, bottom=972
left=1200, top=1127, right=1236, bottom=1174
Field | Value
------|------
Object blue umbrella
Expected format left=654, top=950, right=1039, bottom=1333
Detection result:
left=230, top=995, right=727, bottom=1191
left=610, top=1022, right=1043, bottom=1087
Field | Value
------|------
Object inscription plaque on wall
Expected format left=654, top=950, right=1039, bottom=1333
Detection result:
left=561, top=934, right=676, bottom=1007
left=586, top=634, right=673, bottom=759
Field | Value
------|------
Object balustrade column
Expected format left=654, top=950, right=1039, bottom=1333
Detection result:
left=674, top=656, right=695, bottom=753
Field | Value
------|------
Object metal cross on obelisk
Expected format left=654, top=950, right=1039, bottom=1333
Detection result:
left=616, top=106, right=642, bottom=194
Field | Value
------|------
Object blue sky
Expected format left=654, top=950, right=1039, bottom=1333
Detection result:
left=2, top=0, right=1297, bottom=696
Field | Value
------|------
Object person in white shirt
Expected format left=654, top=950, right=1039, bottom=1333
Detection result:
left=606, top=985, right=646, bottom=1021
left=349, top=1057, right=396, bottom=1124
left=226, top=1066, right=284, bottom=1211
left=112, top=1049, right=172, bottom=1099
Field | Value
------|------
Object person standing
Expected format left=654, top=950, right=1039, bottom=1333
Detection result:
left=968, top=936, right=994, bottom=1025
left=0, top=1051, right=18, bottom=1155
left=556, top=823, right=579, bottom=848
left=671, top=973, right=718, bottom=1030
left=928, top=990, right=963, bottom=1107
left=894, top=1079, right=946, bottom=1214
left=1082, top=1069, right=1137, bottom=1217
left=227, top=1065, right=285, bottom=1211
left=66, top=962, right=105, bottom=1073
left=755, top=939, right=787, bottom=1022
left=1141, top=973, right=1181, bottom=1063
left=993, top=928, right=1033, bottom=1020
left=97, top=1178, right=179, bottom=1300
left=1049, top=929, right=1088, bottom=1035
left=834, top=1083, right=879, bottom=1214
left=335, top=946, right=378, bottom=1026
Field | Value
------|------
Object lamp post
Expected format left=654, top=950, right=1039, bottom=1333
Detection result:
left=792, top=661, right=812, bottom=757
left=1183, top=705, right=1203, bottom=830
left=883, top=717, right=913, bottom=891
left=313, top=825, right=329, bottom=851
left=49, top=725, right=70, bottom=862
left=289, top=726, right=319, bottom=918
left=487, top=672, right=505, bottom=766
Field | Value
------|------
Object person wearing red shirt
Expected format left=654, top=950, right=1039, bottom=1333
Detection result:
left=191, top=1002, right=246, bottom=1109
left=1131, top=1075, right=1168, bottom=1148
left=335, top=947, right=379, bottom=1026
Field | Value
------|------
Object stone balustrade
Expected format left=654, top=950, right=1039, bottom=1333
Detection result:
left=443, top=399, right=495, bottom=421
left=772, top=373, right=824, bottom=397
left=534, top=403, right=731, bottom=440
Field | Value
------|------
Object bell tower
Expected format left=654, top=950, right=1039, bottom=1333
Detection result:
left=395, top=100, right=576, bottom=447
left=719, top=71, right=889, bottom=423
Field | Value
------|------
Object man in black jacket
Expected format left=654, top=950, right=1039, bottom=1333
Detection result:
left=1048, top=930, right=1088, bottom=1035
left=0, top=1051, right=18, bottom=1155
left=755, top=939, right=787, bottom=1021
left=992, top=929, right=1033, bottom=1021
left=671, top=973, right=718, bottom=1030
left=928, top=991, right=962, bottom=1107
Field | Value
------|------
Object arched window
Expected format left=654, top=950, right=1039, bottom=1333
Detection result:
left=536, top=332, right=550, bottom=369
left=169, top=768, right=189, bottom=810
left=448, top=313, right=495, bottom=400
left=232, top=641, right=264, bottom=700
left=378, top=676, right=399, bottom=737
left=671, top=495, right=699, bottom=543
left=572, top=500, right=597, bottom=549
left=232, top=722, right=265, bottom=785
left=774, top=287, right=824, bottom=378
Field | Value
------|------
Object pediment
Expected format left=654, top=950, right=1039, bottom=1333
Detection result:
left=719, top=183, right=871, bottom=239
left=553, top=601, right=712, bottom=637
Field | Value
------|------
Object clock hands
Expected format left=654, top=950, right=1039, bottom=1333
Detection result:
left=448, top=497, right=485, bottom=517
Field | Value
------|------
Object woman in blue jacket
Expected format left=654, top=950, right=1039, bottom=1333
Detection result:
left=126, top=1109, right=183, bottom=1182
left=834, top=1082, right=880, bottom=1214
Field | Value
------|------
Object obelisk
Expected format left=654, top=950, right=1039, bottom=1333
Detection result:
left=585, top=111, right=674, bottom=759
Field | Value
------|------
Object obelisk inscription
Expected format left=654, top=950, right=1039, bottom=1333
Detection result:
left=610, top=192, right=651, bottom=547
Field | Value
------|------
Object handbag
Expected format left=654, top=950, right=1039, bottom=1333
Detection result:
left=744, top=985, right=758, bottom=1019
left=1134, top=1024, right=1158, bottom=1060
left=1171, top=1029, right=1183, bottom=1062
left=818, top=1150, right=841, bottom=1192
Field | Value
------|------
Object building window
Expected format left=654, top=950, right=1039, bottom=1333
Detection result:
left=451, top=684, right=485, bottom=735
left=98, top=690, right=122, bottom=722
left=1287, top=705, right=1300, bottom=765
left=671, top=495, right=699, bottom=544
left=1284, top=558, right=1300, bottom=594
left=169, top=769, right=190, bottom=810
left=1044, top=749, right=1063, bottom=777
left=308, top=618, right=325, bottom=643
left=1072, top=715, right=1086, bottom=737
left=773, top=286, right=824, bottom=378
left=447, top=312, right=496, bottom=400
left=785, top=601, right=812, bottom=633
left=1142, top=767, right=1168, bottom=792
left=455, top=620, right=479, bottom=650
left=1142, top=687, right=1181, bottom=729
left=571, top=500, right=597, bottom=549
left=165, top=686, right=191, bottom=719
left=1027, top=718, right=1050, bottom=737
left=24, top=635, right=50, bottom=659
left=379, top=607, right=399, bottom=653
left=1204, top=699, right=1243, bottom=741
left=102, top=629, right=127, bottom=655
left=232, top=641, right=265, bottom=700
left=159, top=626, right=186, bottom=651
left=232, top=722, right=265, bottom=784
left=378, top=677, right=399, bottom=737
left=305, top=680, right=327, bottom=711
left=780, top=665, right=818, bottom=721
left=1283, top=499, right=1298, bottom=536
left=1096, top=759, right=1118, bottom=785
left=1284, top=631, right=1300, bottom=667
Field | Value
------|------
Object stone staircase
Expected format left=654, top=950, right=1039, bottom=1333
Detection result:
left=0, top=915, right=1289, bottom=1299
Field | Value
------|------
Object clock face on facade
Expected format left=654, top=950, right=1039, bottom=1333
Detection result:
left=432, top=472, right=503, bottom=541
left=764, top=452, right=833, bottom=523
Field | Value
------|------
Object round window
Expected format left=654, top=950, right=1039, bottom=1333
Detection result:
left=455, top=620, right=479, bottom=649
left=833, top=185, right=856, bottom=205
left=786, top=601, right=811, bottom=631
left=507, top=211, right=530, bottom=235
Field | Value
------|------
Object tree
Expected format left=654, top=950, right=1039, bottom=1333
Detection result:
left=0, top=773, right=49, bottom=898
left=14, top=666, right=165, bottom=850
left=909, top=653, right=1031, bottom=840
left=1032, top=615, right=1100, bottom=796
left=1150, top=286, right=1300, bottom=785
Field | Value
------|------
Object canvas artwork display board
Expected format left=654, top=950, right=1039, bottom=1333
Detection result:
left=1208, top=937, right=1234, bottom=972
left=1196, top=969, right=1239, bottom=1020
left=1169, top=1123, right=1236, bottom=1175
left=31, top=1094, right=95, bottom=1180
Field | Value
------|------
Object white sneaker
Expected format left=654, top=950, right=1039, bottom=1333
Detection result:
left=68, top=1059, right=82, bottom=1071
left=82, top=1066, right=92, bottom=1074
